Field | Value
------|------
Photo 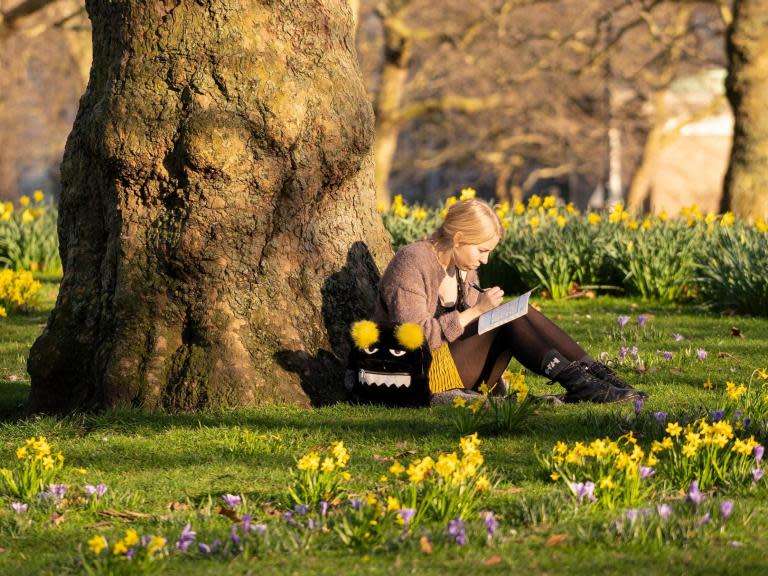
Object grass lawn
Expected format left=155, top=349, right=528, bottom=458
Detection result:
left=1, top=280, right=768, bottom=575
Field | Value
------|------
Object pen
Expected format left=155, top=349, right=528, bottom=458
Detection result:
left=470, top=282, right=487, bottom=293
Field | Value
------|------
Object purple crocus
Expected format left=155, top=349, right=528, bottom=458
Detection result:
left=697, top=513, right=711, bottom=526
left=125, top=548, right=136, bottom=561
left=11, top=502, right=28, bottom=514
left=222, top=494, right=241, bottom=508
left=319, top=501, right=329, bottom=517
left=46, top=483, right=68, bottom=503
left=743, top=417, right=752, bottom=428
left=198, top=543, right=211, bottom=554
left=752, top=468, right=764, bottom=483
left=637, top=315, right=648, bottom=327
left=657, top=504, right=672, bottom=519
left=619, top=346, right=630, bottom=360
left=230, top=524, right=241, bottom=546
left=634, top=398, right=644, bottom=415
left=446, top=518, right=467, bottom=546
left=176, top=524, right=196, bottom=553
left=696, top=348, right=708, bottom=361
left=307, top=518, right=317, bottom=530
left=349, top=498, right=363, bottom=511
left=640, top=466, right=655, bottom=479
left=630, top=345, right=638, bottom=356
left=754, top=445, right=764, bottom=464
left=397, top=508, right=416, bottom=529
left=283, top=511, right=296, bottom=525
left=241, top=513, right=252, bottom=534
left=662, top=351, right=673, bottom=361
left=294, top=503, right=310, bottom=515
left=687, top=480, right=704, bottom=505
left=569, top=481, right=596, bottom=505
left=720, top=500, right=734, bottom=520
left=252, top=523, right=267, bottom=535
left=479, top=510, right=498, bottom=536
left=673, top=333, right=685, bottom=342
left=653, top=411, right=668, bottom=424
left=734, top=410, right=743, bottom=422
left=626, top=509, right=639, bottom=523
left=710, top=410, right=724, bottom=422
left=85, top=483, right=108, bottom=499
left=617, top=315, right=630, bottom=329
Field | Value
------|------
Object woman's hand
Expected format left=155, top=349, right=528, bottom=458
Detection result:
left=475, top=286, right=504, bottom=313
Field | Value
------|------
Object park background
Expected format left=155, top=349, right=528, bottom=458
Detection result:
left=1, top=1, right=768, bottom=574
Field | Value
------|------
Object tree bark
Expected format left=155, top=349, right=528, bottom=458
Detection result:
left=722, top=0, right=768, bottom=219
left=372, top=2, right=412, bottom=209
left=26, top=0, right=392, bottom=413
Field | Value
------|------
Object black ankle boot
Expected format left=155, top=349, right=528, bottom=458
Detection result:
left=557, top=361, right=643, bottom=404
left=585, top=360, right=649, bottom=399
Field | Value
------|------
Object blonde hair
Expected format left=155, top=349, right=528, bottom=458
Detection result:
left=429, top=198, right=504, bottom=251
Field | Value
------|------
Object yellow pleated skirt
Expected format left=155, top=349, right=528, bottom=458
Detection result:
left=428, top=343, right=465, bottom=393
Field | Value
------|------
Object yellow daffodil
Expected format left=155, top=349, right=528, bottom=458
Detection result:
left=452, top=396, right=467, bottom=408
left=460, top=187, right=476, bottom=200
left=528, top=194, right=542, bottom=209
left=87, top=535, right=108, bottom=555
left=513, top=201, right=526, bottom=215
left=550, top=472, right=560, bottom=481
left=146, top=535, right=166, bottom=556
left=19, top=195, right=30, bottom=207
left=666, top=422, right=683, bottom=437
left=476, top=475, right=491, bottom=490
left=389, top=461, right=405, bottom=477
left=412, top=207, right=428, bottom=221
left=587, top=212, right=601, bottom=225
left=113, top=540, right=129, bottom=555
left=123, top=529, right=140, bottom=547
left=297, top=452, right=320, bottom=471
left=321, top=457, right=336, bottom=472
left=386, top=496, right=400, bottom=511
left=33, top=190, right=45, bottom=203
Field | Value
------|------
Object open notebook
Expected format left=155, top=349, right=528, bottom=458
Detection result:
left=477, top=289, right=534, bottom=335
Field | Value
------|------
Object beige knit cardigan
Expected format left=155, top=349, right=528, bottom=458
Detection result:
left=373, top=240, right=480, bottom=351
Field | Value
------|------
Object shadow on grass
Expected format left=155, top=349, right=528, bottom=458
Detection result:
left=0, top=379, right=30, bottom=418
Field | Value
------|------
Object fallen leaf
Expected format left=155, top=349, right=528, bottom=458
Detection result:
left=483, top=554, right=503, bottom=566
left=395, top=449, right=417, bottom=459
left=167, top=501, right=188, bottom=511
left=372, top=454, right=391, bottom=462
left=718, top=352, right=734, bottom=359
left=545, top=533, right=568, bottom=547
left=216, top=505, right=241, bottom=523
left=0, top=547, right=5, bottom=553
left=50, top=512, right=65, bottom=527
left=730, top=327, right=743, bottom=338
left=98, top=509, right=150, bottom=520
left=260, top=502, right=281, bottom=516
left=419, top=535, right=433, bottom=554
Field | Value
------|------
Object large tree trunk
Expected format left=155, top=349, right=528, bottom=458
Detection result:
left=372, top=2, right=412, bottom=209
left=26, top=0, right=392, bottom=413
left=722, top=0, right=768, bottom=219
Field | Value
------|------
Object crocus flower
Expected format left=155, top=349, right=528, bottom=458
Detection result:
left=720, top=500, right=734, bottom=520
left=45, top=483, right=68, bottom=503
left=307, top=518, right=317, bottom=530
left=11, top=502, right=28, bottom=514
left=619, top=346, right=630, bottom=359
left=626, top=509, right=639, bottom=523
left=126, top=548, right=136, bottom=561
left=634, top=398, right=644, bottom=415
left=241, top=513, right=252, bottom=534
left=640, top=466, right=655, bottom=479
left=617, top=315, right=630, bottom=329
left=222, top=494, right=241, bottom=508
left=657, top=504, right=672, bottom=519
left=697, top=513, right=711, bottom=526
left=85, top=483, right=108, bottom=499
left=752, top=468, right=764, bottom=483
left=569, top=481, right=596, bottom=505
left=687, top=480, right=704, bottom=505
left=630, top=345, right=638, bottom=356
left=397, top=508, right=416, bottom=528
left=696, top=348, right=707, bottom=361
left=198, top=543, right=211, bottom=554
left=294, top=503, right=310, bottom=515
left=447, top=518, right=467, bottom=546
left=653, top=411, right=668, bottom=424
left=176, top=524, right=196, bottom=553
left=662, top=351, right=673, bottom=361
left=734, top=409, right=743, bottom=422
left=230, top=525, right=241, bottom=546
left=754, top=445, right=764, bottom=464
left=744, top=417, right=752, bottom=428
left=283, top=511, right=295, bottom=525
left=253, top=523, right=267, bottom=535
left=479, top=510, right=498, bottom=536
left=710, top=410, right=724, bottom=422
left=319, top=501, right=329, bottom=517
left=673, top=333, right=685, bottom=342
left=349, top=498, right=363, bottom=511
left=637, top=315, right=648, bottom=327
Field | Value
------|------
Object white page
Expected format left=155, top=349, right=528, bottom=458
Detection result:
left=477, top=290, right=533, bottom=335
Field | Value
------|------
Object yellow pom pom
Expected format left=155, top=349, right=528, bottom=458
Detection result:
left=395, top=323, right=424, bottom=351
left=351, top=320, right=379, bottom=350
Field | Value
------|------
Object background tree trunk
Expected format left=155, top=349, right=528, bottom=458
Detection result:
left=26, top=0, right=392, bottom=413
left=722, top=0, right=768, bottom=219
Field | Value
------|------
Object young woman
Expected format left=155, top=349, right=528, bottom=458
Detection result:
left=373, top=198, right=647, bottom=405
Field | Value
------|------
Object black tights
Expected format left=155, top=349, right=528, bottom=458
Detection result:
left=448, top=305, right=589, bottom=390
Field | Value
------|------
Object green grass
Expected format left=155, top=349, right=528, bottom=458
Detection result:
left=1, top=284, right=768, bottom=575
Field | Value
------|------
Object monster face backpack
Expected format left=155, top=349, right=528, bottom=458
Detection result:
left=345, top=320, right=432, bottom=407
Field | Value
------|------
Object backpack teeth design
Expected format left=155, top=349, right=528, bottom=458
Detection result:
left=358, top=370, right=412, bottom=388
